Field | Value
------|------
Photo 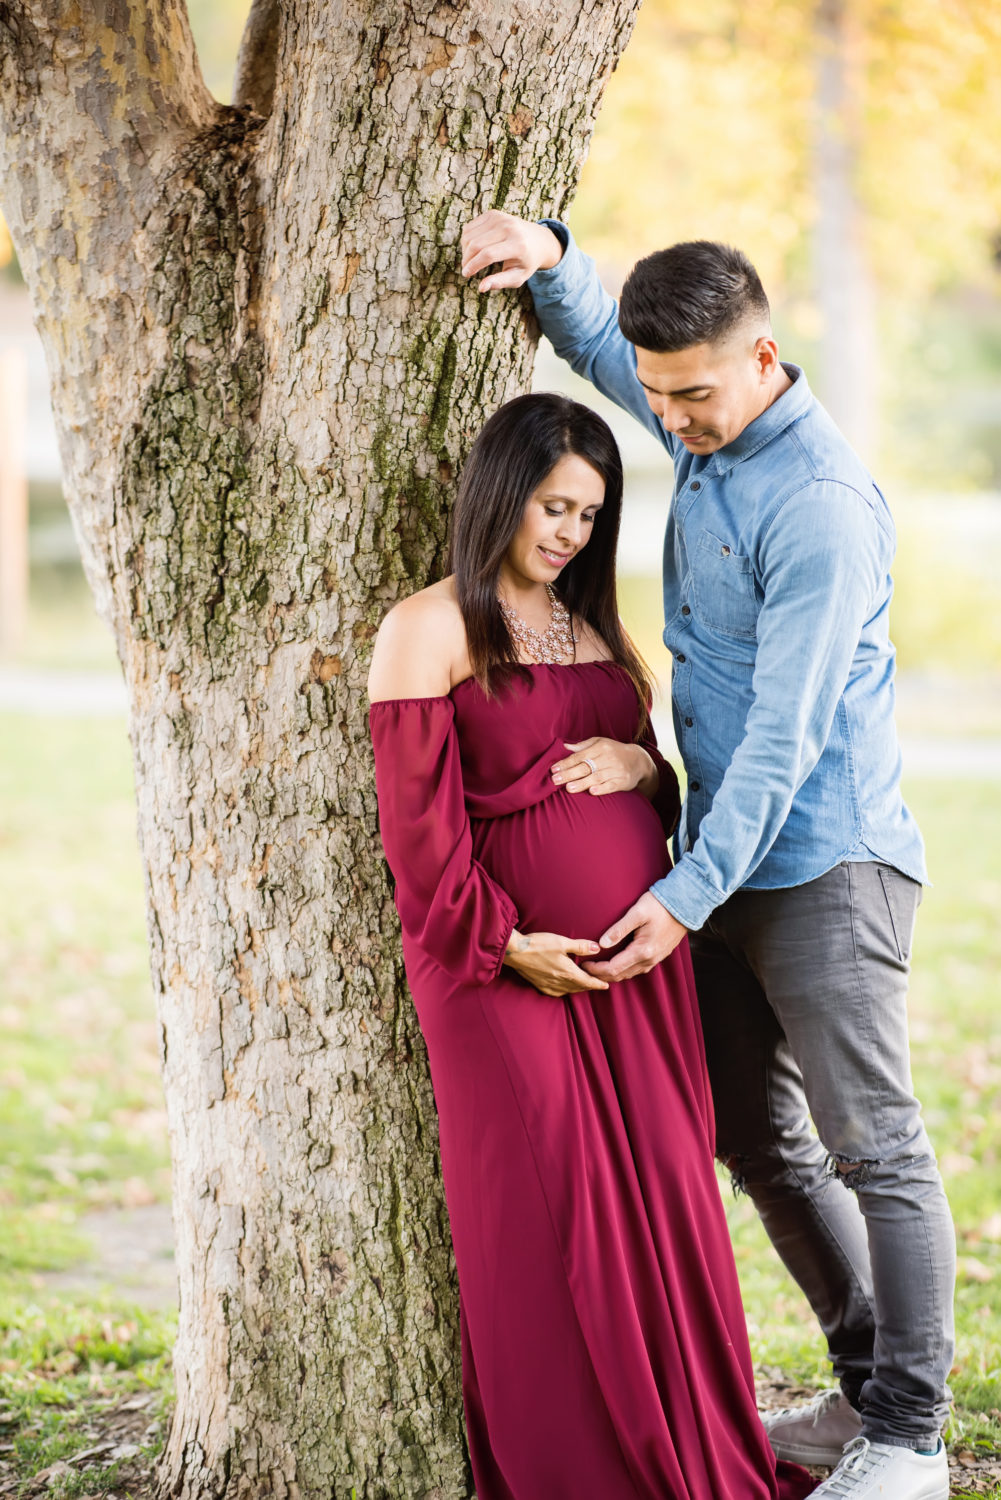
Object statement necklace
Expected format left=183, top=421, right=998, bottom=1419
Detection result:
left=499, top=583, right=576, bottom=665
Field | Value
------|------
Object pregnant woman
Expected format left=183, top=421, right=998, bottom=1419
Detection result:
left=368, top=393, right=813, bottom=1500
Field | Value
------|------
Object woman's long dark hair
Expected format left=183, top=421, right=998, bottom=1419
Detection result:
left=448, top=392, right=654, bottom=723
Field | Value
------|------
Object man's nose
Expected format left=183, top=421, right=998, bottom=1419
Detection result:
left=650, top=394, right=689, bottom=430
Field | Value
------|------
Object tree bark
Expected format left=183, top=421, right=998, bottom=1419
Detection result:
left=0, top=1, right=641, bottom=1494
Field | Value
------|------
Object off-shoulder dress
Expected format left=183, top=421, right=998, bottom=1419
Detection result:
left=369, top=660, right=813, bottom=1500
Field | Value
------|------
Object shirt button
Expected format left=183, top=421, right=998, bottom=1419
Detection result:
left=721, top=544, right=731, bottom=556
left=681, top=604, right=691, bottom=616
left=690, top=781, right=701, bottom=792
left=685, top=717, right=694, bottom=727
left=691, top=481, right=701, bottom=492
left=676, top=653, right=686, bottom=663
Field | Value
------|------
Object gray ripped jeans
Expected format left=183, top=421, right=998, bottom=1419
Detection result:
left=689, top=860, right=955, bottom=1451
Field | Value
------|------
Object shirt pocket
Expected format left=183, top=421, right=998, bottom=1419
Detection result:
left=691, top=528, right=760, bottom=639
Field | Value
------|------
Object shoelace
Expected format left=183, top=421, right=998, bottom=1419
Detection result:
left=767, top=1388, right=845, bottom=1428
left=821, top=1437, right=876, bottom=1495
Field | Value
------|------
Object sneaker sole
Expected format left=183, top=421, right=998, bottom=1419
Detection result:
left=767, top=1437, right=851, bottom=1468
left=901, top=1480, right=948, bottom=1500
left=904, top=1478, right=948, bottom=1500
left=812, top=1469, right=948, bottom=1500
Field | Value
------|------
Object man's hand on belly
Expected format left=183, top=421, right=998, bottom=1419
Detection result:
left=581, top=892, right=688, bottom=982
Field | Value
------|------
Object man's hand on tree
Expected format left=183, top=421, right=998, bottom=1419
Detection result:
left=461, top=211, right=563, bottom=292
left=581, top=892, right=688, bottom=983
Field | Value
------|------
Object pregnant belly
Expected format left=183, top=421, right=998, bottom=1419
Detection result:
left=473, top=790, right=671, bottom=941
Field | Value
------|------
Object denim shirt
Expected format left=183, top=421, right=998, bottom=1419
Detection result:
left=529, top=222, right=926, bottom=931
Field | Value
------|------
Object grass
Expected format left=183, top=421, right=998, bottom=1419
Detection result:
left=0, top=702, right=999, bottom=1489
left=0, top=712, right=172, bottom=1494
left=891, top=517, right=1001, bottom=678
left=0, top=715, right=169, bottom=1264
left=0, top=1322, right=171, bottom=1498
left=0, top=1300, right=174, bottom=1495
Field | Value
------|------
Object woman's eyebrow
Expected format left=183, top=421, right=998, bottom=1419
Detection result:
left=537, top=493, right=605, bottom=506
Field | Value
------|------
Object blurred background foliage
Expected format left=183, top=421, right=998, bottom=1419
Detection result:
left=576, top=0, right=1001, bottom=298
left=1, top=1, right=1000, bottom=1489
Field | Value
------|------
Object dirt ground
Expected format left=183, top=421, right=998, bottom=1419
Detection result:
left=0, top=1392, right=161, bottom=1499
left=4, top=1376, right=999, bottom=1498
left=5, top=1212, right=998, bottom=1497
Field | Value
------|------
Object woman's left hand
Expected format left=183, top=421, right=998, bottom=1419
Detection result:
left=550, top=737, right=658, bottom=798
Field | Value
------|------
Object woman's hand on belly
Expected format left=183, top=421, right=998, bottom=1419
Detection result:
left=551, top=737, right=658, bottom=800
left=502, top=929, right=610, bottom=997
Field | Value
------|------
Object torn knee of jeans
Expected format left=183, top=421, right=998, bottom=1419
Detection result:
left=826, top=1150, right=880, bottom=1191
left=717, top=1151, right=748, bottom=1196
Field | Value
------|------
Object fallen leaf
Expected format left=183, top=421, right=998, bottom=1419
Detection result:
left=980, top=1213, right=1001, bottom=1241
left=957, top=1256, right=995, bottom=1284
left=34, top=1460, right=74, bottom=1486
left=109, top=1442, right=141, bottom=1460
left=117, top=1394, right=152, bottom=1411
left=67, top=1442, right=115, bottom=1465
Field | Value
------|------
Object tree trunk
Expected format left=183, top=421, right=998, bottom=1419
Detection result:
left=812, top=0, right=877, bottom=460
left=0, top=1, right=641, bottom=1494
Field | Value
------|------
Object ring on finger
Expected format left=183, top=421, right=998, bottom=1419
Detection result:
left=582, top=756, right=597, bottom=776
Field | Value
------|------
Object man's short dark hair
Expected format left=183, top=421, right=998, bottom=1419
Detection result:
left=618, top=240, right=770, bottom=352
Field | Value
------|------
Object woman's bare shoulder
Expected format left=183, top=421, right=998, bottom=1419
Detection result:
left=367, top=578, right=468, bottom=701
left=377, top=578, right=463, bottom=645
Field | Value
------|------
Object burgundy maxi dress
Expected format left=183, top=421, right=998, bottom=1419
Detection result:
left=369, top=659, right=813, bottom=1500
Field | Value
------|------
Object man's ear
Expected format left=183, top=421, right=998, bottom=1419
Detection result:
left=754, top=334, right=780, bottom=380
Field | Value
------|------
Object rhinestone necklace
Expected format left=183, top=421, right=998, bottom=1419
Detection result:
left=498, top=583, right=576, bottom=665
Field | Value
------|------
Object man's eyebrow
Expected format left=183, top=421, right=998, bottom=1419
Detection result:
left=636, top=378, right=715, bottom=396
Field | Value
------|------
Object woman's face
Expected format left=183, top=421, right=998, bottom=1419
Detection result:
left=501, top=452, right=606, bottom=591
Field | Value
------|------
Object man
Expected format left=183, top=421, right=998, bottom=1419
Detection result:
left=460, top=211, right=955, bottom=1500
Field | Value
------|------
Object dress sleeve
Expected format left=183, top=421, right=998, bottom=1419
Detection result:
left=369, top=696, right=520, bottom=986
left=639, top=715, right=682, bottom=839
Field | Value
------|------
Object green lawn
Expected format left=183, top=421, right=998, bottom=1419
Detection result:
left=0, top=714, right=173, bottom=1494
left=0, top=711, right=999, bottom=1490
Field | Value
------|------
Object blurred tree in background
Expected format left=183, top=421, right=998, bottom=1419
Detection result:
left=572, top=0, right=1001, bottom=478
left=572, top=0, right=1000, bottom=295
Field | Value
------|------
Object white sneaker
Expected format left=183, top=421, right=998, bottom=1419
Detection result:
left=809, top=1436, right=948, bottom=1498
left=761, top=1389, right=863, bottom=1467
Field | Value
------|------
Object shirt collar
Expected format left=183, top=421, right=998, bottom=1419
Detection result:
left=709, top=363, right=812, bottom=476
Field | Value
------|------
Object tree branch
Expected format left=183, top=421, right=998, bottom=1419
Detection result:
left=0, top=0, right=218, bottom=312
left=233, top=0, right=280, bottom=116
left=0, top=0, right=221, bottom=619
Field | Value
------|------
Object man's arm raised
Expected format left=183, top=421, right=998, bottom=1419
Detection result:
left=461, top=210, right=673, bottom=452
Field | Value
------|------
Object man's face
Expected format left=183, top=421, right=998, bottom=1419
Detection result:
left=633, top=334, right=777, bottom=454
